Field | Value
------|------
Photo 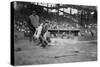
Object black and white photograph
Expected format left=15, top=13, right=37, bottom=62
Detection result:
left=11, top=1, right=97, bottom=66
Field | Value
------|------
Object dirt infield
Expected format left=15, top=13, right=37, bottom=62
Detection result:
left=14, top=38, right=97, bottom=65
